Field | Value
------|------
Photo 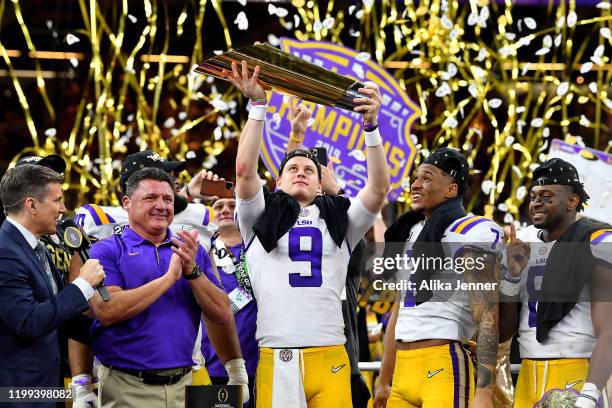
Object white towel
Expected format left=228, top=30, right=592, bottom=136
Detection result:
left=272, top=349, right=308, bottom=408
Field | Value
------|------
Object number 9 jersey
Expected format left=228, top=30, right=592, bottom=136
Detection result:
left=236, top=187, right=378, bottom=348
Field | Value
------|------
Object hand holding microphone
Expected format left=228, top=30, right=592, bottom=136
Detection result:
left=56, top=218, right=110, bottom=302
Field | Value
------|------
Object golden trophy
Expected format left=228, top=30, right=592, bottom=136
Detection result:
left=194, top=43, right=366, bottom=110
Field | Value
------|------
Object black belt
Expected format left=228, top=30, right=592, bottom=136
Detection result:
left=111, top=366, right=191, bottom=385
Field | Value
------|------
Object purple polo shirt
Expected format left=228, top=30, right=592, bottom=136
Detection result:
left=201, top=243, right=258, bottom=377
left=90, top=226, right=219, bottom=370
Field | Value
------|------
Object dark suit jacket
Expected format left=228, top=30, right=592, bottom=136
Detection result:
left=0, top=220, right=89, bottom=407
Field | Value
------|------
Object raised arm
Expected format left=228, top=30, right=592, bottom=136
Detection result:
left=354, top=82, right=390, bottom=213
left=225, top=61, right=267, bottom=200
left=286, top=100, right=312, bottom=153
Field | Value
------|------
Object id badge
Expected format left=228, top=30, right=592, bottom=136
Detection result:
left=228, top=286, right=253, bottom=314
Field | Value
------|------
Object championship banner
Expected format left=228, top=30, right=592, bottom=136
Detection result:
left=261, top=38, right=421, bottom=200
left=548, top=138, right=612, bottom=224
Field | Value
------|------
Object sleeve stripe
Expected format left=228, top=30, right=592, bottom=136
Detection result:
left=202, top=207, right=213, bottom=226
left=591, top=229, right=612, bottom=245
left=83, top=204, right=113, bottom=225
left=450, top=216, right=488, bottom=235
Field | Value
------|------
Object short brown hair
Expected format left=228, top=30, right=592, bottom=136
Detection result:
left=0, top=164, right=63, bottom=214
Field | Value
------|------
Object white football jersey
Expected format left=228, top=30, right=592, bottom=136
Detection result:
left=395, top=215, right=505, bottom=343
left=74, top=203, right=217, bottom=250
left=516, top=225, right=612, bottom=358
left=236, top=188, right=378, bottom=348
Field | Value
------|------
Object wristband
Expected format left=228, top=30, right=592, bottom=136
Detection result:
left=289, top=132, right=304, bottom=143
left=248, top=105, right=267, bottom=121
left=364, top=127, right=383, bottom=147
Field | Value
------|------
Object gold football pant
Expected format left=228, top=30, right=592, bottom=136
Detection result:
left=256, top=345, right=351, bottom=408
left=514, top=358, right=594, bottom=407
left=387, top=343, right=475, bottom=408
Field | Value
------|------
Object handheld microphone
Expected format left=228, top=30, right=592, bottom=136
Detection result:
left=56, top=218, right=111, bottom=302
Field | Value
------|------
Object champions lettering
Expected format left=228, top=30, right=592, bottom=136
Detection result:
left=260, top=38, right=421, bottom=200
left=268, top=101, right=407, bottom=178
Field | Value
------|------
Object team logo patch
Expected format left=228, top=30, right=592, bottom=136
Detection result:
left=299, top=208, right=310, bottom=218
left=539, top=246, right=548, bottom=255
left=279, top=349, right=293, bottom=362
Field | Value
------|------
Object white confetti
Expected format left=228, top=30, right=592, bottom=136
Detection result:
left=556, top=82, right=569, bottom=96
left=468, top=83, right=478, bottom=97
left=498, top=203, right=508, bottom=212
left=401, top=179, right=411, bottom=190
left=481, top=179, right=494, bottom=195
left=531, top=118, right=544, bottom=128
left=589, top=82, right=598, bottom=93
left=66, top=34, right=80, bottom=45
left=579, top=115, right=590, bottom=127
left=294, top=14, right=300, bottom=28
left=580, top=62, right=593, bottom=74
left=441, top=14, right=453, bottom=29
left=604, top=98, right=612, bottom=110
left=445, top=116, right=458, bottom=129
left=178, top=112, right=187, bottom=121
left=476, top=48, right=487, bottom=62
left=543, top=127, right=550, bottom=137
left=348, top=149, right=366, bottom=162
left=214, top=127, right=223, bottom=140
left=363, top=0, right=374, bottom=7
left=44, top=128, right=57, bottom=137
left=313, top=20, right=322, bottom=32
left=590, top=55, right=603, bottom=66
left=539, top=139, right=549, bottom=152
left=348, top=5, right=356, bottom=14
left=322, top=17, right=335, bottom=29
left=467, top=12, right=479, bottom=26
left=449, top=28, right=460, bottom=39
left=349, top=29, right=360, bottom=37
left=535, top=48, right=550, bottom=56
left=307, top=118, right=315, bottom=128
left=556, top=15, right=565, bottom=28
left=504, top=213, right=514, bottom=223
left=498, top=46, right=515, bottom=58
left=411, top=134, right=419, bottom=144
left=596, top=1, right=611, bottom=8
left=356, top=52, right=371, bottom=62
left=128, top=14, right=137, bottom=23
left=505, top=32, right=516, bottom=41
left=516, top=106, right=526, bottom=113
left=479, top=6, right=490, bottom=23
left=435, top=82, right=451, bottom=97
left=447, top=63, right=457, bottom=77
left=268, top=4, right=289, bottom=18
left=186, top=151, right=196, bottom=159
left=234, top=11, right=248, bottom=30
left=69, top=57, right=79, bottom=67
left=505, top=136, right=515, bottom=146
left=488, top=98, right=503, bottom=109
left=543, top=35, right=553, bottom=48
left=267, top=34, right=280, bottom=46
left=127, top=114, right=135, bottom=121
left=216, top=116, right=226, bottom=127
left=355, top=10, right=364, bottom=19
left=601, top=27, right=611, bottom=39
left=567, top=11, right=577, bottom=28
left=524, top=17, right=537, bottom=29
left=554, top=34, right=562, bottom=47
left=594, top=44, right=605, bottom=58
left=163, top=117, right=176, bottom=128
left=211, top=98, right=228, bottom=111
left=516, top=186, right=527, bottom=200
left=521, top=62, right=530, bottom=76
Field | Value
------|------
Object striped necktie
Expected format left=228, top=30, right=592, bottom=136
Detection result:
left=34, top=241, right=58, bottom=295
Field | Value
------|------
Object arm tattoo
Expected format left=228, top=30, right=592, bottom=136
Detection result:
left=464, top=250, right=500, bottom=389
